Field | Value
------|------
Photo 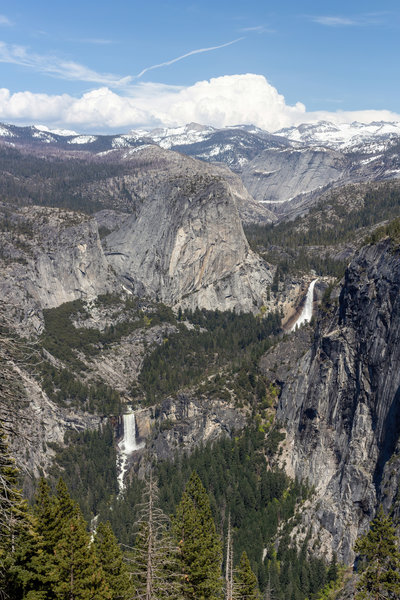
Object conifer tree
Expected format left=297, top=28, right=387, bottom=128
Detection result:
left=233, top=552, right=260, bottom=600
left=94, top=521, right=132, bottom=600
left=24, top=479, right=112, bottom=600
left=12, top=478, right=56, bottom=600
left=128, top=471, right=182, bottom=600
left=173, top=471, right=223, bottom=600
left=0, top=425, right=30, bottom=597
left=354, top=506, right=400, bottom=599
left=53, top=478, right=77, bottom=539
left=24, top=478, right=78, bottom=599
left=52, top=510, right=110, bottom=600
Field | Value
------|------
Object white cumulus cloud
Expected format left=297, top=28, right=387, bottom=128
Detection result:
left=154, top=74, right=306, bottom=130
left=0, top=74, right=398, bottom=133
left=64, top=88, right=149, bottom=128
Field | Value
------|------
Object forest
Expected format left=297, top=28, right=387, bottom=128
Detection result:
left=244, top=181, right=400, bottom=281
left=32, top=298, right=282, bottom=413
left=2, top=422, right=399, bottom=599
left=2, top=422, right=341, bottom=600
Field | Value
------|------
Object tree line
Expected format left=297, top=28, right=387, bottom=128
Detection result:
left=1, top=427, right=262, bottom=600
left=2, top=422, right=400, bottom=599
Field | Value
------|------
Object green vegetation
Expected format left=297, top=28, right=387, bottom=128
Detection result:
left=173, top=471, right=223, bottom=600
left=245, top=182, right=400, bottom=284
left=245, top=183, right=400, bottom=251
left=234, top=551, right=260, bottom=600
left=35, top=296, right=177, bottom=412
left=269, top=249, right=347, bottom=282
left=2, top=426, right=338, bottom=600
left=93, top=521, right=132, bottom=600
left=4, top=478, right=130, bottom=599
left=41, top=297, right=175, bottom=368
left=39, top=363, right=122, bottom=413
left=354, top=506, right=400, bottom=599
left=28, top=293, right=282, bottom=412
left=0, top=145, right=131, bottom=214
left=48, top=424, right=118, bottom=521
left=313, top=563, right=349, bottom=600
left=366, top=216, right=400, bottom=247
left=97, top=425, right=334, bottom=599
left=138, top=308, right=281, bottom=403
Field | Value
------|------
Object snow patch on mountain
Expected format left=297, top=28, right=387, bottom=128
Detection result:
left=276, top=120, right=400, bottom=153
left=31, top=129, right=55, bottom=143
left=35, top=125, right=78, bottom=137
left=135, top=122, right=215, bottom=149
left=122, top=145, right=153, bottom=158
left=68, top=135, right=98, bottom=145
left=0, top=125, right=14, bottom=137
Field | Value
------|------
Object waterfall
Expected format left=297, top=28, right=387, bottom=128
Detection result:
left=290, top=279, right=317, bottom=332
left=117, top=411, right=144, bottom=492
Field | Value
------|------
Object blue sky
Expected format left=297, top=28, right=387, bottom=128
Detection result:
left=0, top=0, right=399, bottom=132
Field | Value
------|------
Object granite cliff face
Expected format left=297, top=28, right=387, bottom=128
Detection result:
left=104, top=147, right=272, bottom=312
left=5, top=125, right=400, bottom=578
left=0, top=148, right=273, bottom=326
left=5, top=360, right=102, bottom=489
left=0, top=146, right=273, bottom=485
left=240, top=147, right=349, bottom=208
left=134, top=392, right=248, bottom=465
left=273, top=238, right=400, bottom=561
left=0, top=206, right=118, bottom=333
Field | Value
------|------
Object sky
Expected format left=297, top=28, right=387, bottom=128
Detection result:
left=0, top=0, right=399, bottom=133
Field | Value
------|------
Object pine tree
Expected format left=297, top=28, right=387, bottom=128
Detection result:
left=173, top=471, right=223, bottom=600
left=23, top=478, right=77, bottom=599
left=23, top=479, right=111, bottom=600
left=34, top=479, right=57, bottom=548
left=233, top=552, right=260, bottom=600
left=128, top=471, right=182, bottom=600
left=354, top=506, right=400, bottom=599
left=52, top=510, right=110, bottom=600
left=0, top=425, right=31, bottom=598
left=53, top=478, right=77, bottom=539
left=94, top=521, right=132, bottom=600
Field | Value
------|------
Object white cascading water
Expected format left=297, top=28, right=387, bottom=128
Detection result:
left=290, top=279, right=317, bottom=332
left=117, top=412, right=144, bottom=492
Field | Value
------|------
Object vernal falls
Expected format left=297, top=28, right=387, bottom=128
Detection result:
left=117, top=411, right=144, bottom=492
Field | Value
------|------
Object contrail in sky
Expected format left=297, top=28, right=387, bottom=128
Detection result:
left=134, top=37, right=244, bottom=79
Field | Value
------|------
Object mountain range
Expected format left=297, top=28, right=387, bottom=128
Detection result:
left=2, top=119, right=400, bottom=216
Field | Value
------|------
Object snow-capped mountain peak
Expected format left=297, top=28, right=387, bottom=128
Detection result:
left=275, top=120, right=400, bottom=153
left=131, top=122, right=216, bottom=149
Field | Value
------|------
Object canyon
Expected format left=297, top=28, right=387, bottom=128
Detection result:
left=2, top=120, right=400, bottom=598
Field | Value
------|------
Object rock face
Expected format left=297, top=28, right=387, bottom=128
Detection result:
left=0, top=206, right=117, bottom=333
left=135, top=392, right=249, bottom=462
left=8, top=364, right=102, bottom=485
left=275, top=239, right=400, bottom=561
left=240, top=147, right=349, bottom=207
left=0, top=148, right=274, bottom=325
left=104, top=147, right=272, bottom=312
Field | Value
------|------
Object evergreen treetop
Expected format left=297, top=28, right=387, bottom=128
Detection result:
left=354, top=505, right=400, bottom=600
left=233, top=551, right=260, bottom=600
left=173, top=471, right=223, bottom=600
